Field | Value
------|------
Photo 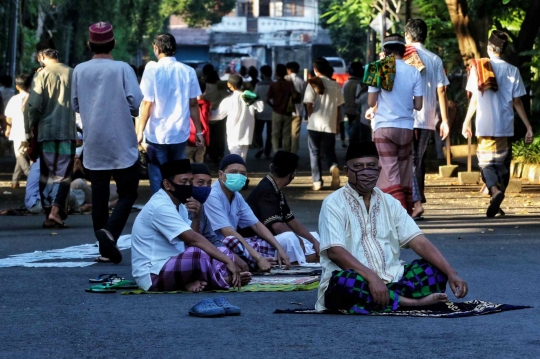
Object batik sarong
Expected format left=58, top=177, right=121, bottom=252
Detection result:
left=477, top=136, right=512, bottom=192
left=374, top=128, right=414, bottom=214
left=222, top=236, right=276, bottom=270
left=470, top=58, right=498, bottom=95
left=39, top=140, right=76, bottom=219
left=149, top=247, right=235, bottom=292
left=325, top=259, right=448, bottom=314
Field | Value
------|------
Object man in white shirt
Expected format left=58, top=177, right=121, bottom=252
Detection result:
left=286, top=62, right=306, bottom=154
left=138, top=33, right=205, bottom=194
left=405, top=19, right=451, bottom=219
left=304, top=58, right=345, bottom=191
left=462, top=30, right=534, bottom=218
left=131, top=159, right=244, bottom=292
left=368, top=34, right=423, bottom=214
left=316, top=142, right=468, bottom=313
left=72, top=22, right=143, bottom=263
left=4, top=74, right=32, bottom=188
left=204, top=154, right=291, bottom=271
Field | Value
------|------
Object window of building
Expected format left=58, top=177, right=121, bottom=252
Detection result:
left=284, top=0, right=304, bottom=17
left=237, top=0, right=254, bottom=17
left=259, top=0, right=270, bottom=16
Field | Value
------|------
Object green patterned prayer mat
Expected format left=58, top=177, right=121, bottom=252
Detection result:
left=121, top=281, right=319, bottom=295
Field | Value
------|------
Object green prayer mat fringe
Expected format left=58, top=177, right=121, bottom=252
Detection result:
left=121, top=281, right=319, bottom=295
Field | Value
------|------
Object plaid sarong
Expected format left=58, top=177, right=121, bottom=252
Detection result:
left=39, top=140, right=76, bottom=219
left=477, top=136, right=512, bottom=191
left=222, top=236, right=276, bottom=270
left=403, top=45, right=426, bottom=73
left=325, top=259, right=448, bottom=314
left=470, top=58, right=498, bottom=95
left=362, top=55, right=396, bottom=91
left=374, top=128, right=414, bottom=214
left=149, top=247, right=235, bottom=292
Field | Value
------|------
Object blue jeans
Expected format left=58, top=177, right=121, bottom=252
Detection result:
left=146, top=141, right=187, bottom=194
left=307, top=130, right=338, bottom=183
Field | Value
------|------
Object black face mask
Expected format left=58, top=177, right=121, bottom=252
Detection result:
left=169, top=183, right=193, bottom=204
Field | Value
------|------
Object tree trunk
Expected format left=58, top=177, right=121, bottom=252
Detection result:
left=445, top=0, right=480, bottom=65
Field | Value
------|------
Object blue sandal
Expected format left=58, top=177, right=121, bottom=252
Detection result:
left=188, top=299, right=226, bottom=318
left=213, top=296, right=241, bottom=316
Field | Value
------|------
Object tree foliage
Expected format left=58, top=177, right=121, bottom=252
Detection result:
left=160, top=0, right=237, bottom=27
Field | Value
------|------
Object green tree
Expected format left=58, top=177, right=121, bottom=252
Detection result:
left=160, top=0, right=237, bottom=27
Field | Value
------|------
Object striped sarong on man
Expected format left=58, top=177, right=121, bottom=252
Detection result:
left=324, top=259, right=448, bottom=314
left=477, top=136, right=512, bottom=193
left=39, top=140, right=76, bottom=219
left=222, top=236, right=276, bottom=270
left=374, top=128, right=414, bottom=214
left=149, top=247, right=235, bottom=292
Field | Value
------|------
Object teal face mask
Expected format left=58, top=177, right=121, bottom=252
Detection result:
left=223, top=173, right=247, bottom=192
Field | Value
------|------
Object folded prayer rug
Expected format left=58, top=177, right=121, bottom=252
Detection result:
left=403, top=45, right=426, bottom=73
left=274, top=300, right=531, bottom=318
left=362, top=55, right=396, bottom=91
left=470, top=58, right=498, bottom=95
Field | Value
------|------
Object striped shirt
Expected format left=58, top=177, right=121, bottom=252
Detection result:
left=316, top=185, right=423, bottom=311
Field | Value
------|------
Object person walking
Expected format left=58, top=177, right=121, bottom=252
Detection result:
left=405, top=19, right=451, bottom=220
left=342, top=62, right=371, bottom=143
left=254, top=65, right=273, bottom=159
left=24, top=40, right=77, bottom=228
left=462, top=30, right=534, bottom=218
left=4, top=74, right=32, bottom=188
left=286, top=62, right=306, bottom=154
left=138, top=33, right=204, bottom=194
left=267, top=64, right=296, bottom=153
left=304, top=58, right=344, bottom=191
left=72, top=22, right=143, bottom=263
left=367, top=34, right=423, bottom=214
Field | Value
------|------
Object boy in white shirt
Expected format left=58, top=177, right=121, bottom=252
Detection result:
left=4, top=74, right=32, bottom=188
left=211, top=75, right=264, bottom=161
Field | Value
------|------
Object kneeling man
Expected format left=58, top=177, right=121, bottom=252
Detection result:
left=317, top=142, right=468, bottom=313
left=131, top=159, right=245, bottom=292
left=244, top=151, right=320, bottom=264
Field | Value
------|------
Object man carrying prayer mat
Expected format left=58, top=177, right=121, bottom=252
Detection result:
left=367, top=34, right=423, bottom=214
left=204, top=154, right=291, bottom=271
left=405, top=19, right=451, bottom=219
left=316, top=142, right=468, bottom=314
left=462, top=30, right=534, bottom=218
left=243, top=151, right=320, bottom=264
left=131, top=159, right=246, bottom=292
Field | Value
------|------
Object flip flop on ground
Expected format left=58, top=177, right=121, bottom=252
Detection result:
left=89, top=273, right=118, bottom=283
left=95, top=229, right=122, bottom=264
left=42, top=221, right=69, bottom=229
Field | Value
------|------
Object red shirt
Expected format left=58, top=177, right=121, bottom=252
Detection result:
left=188, top=99, right=211, bottom=147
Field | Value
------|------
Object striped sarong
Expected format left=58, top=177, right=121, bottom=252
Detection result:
left=39, top=140, right=76, bottom=219
left=324, top=259, right=448, bottom=314
left=374, top=128, right=414, bottom=214
left=149, top=247, right=235, bottom=292
left=222, top=236, right=276, bottom=270
left=477, top=136, right=511, bottom=192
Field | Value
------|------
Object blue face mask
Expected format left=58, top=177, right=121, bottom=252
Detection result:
left=192, top=186, right=211, bottom=204
left=222, top=173, right=247, bottom=192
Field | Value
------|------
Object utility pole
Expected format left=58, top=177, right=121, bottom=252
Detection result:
left=381, top=0, right=387, bottom=39
left=9, top=0, right=19, bottom=82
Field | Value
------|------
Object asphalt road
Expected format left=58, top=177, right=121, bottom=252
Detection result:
left=1, top=177, right=540, bottom=359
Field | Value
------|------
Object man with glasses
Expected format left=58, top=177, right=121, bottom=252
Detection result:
left=315, top=141, right=468, bottom=314
left=244, top=151, right=320, bottom=264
